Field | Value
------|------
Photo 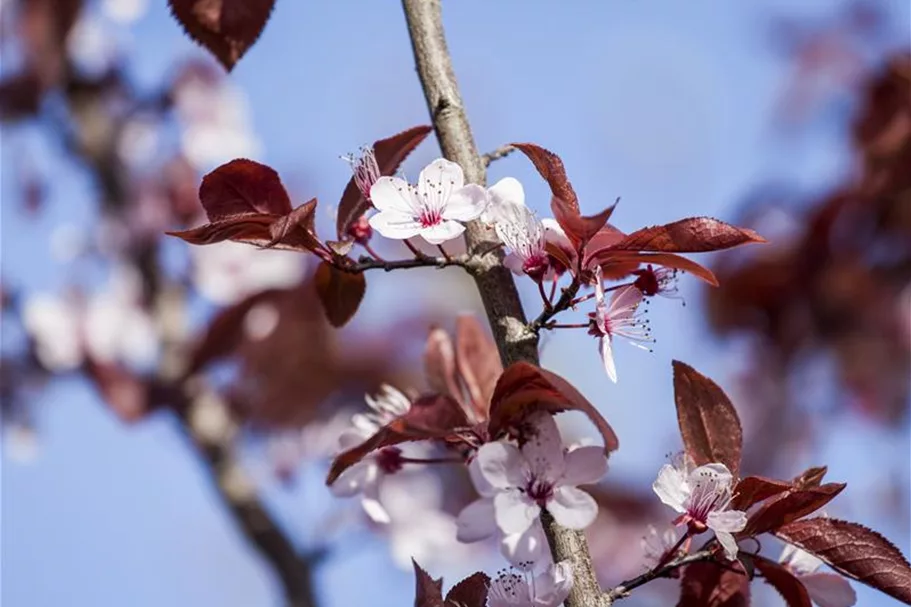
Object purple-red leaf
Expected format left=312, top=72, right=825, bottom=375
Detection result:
left=413, top=559, right=444, bottom=607
left=678, top=561, right=751, bottom=607
left=754, top=556, right=813, bottom=607
left=607, top=217, right=765, bottom=253
left=731, top=475, right=794, bottom=511
left=743, top=483, right=846, bottom=536
left=776, top=518, right=911, bottom=604
left=424, top=326, right=460, bottom=399
left=510, top=142, right=579, bottom=212
left=589, top=251, right=720, bottom=287
left=336, top=125, right=433, bottom=238
left=488, top=362, right=619, bottom=453
left=454, top=315, right=502, bottom=418
left=326, top=394, right=470, bottom=485
left=167, top=215, right=274, bottom=245
left=672, top=360, right=743, bottom=478
left=792, top=466, right=828, bottom=489
left=168, top=0, right=275, bottom=71
left=444, top=572, right=490, bottom=607
left=200, top=158, right=291, bottom=218
left=551, top=197, right=618, bottom=252
left=268, top=198, right=320, bottom=251
left=314, top=262, right=366, bottom=328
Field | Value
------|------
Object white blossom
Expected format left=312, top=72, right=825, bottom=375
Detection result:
left=488, top=561, right=574, bottom=607
left=368, top=159, right=488, bottom=244
left=780, top=544, right=856, bottom=607
left=191, top=241, right=304, bottom=305
left=652, top=457, right=747, bottom=560
left=641, top=524, right=682, bottom=568
left=588, top=269, right=651, bottom=383
left=485, top=178, right=551, bottom=281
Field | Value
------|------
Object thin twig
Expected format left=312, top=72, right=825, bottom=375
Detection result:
left=481, top=144, right=515, bottom=166
left=343, top=255, right=468, bottom=273
left=530, top=277, right=582, bottom=332
left=605, top=549, right=715, bottom=602
left=362, top=241, right=386, bottom=262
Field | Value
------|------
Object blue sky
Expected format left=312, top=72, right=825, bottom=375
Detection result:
left=2, top=1, right=909, bottom=606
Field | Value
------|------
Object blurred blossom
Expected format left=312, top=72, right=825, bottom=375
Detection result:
left=265, top=411, right=354, bottom=485
left=780, top=543, right=856, bottom=607
left=191, top=242, right=304, bottom=305
left=488, top=561, right=574, bottom=607
left=66, top=14, right=119, bottom=76
left=640, top=524, right=681, bottom=569
left=102, top=0, right=149, bottom=24
left=117, top=118, right=160, bottom=169
left=22, top=294, right=83, bottom=371
left=83, top=266, right=158, bottom=369
left=174, top=74, right=261, bottom=169
left=243, top=302, right=281, bottom=342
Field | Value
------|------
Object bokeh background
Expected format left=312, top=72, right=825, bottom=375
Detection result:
left=1, top=1, right=909, bottom=606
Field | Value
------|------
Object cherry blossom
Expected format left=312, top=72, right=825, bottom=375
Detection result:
left=485, top=178, right=551, bottom=281
left=641, top=524, right=683, bottom=569
left=330, top=385, right=412, bottom=524
left=780, top=543, right=857, bottom=607
left=488, top=561, right=574, bottom=607
left=456, top=412, right=607, bottom=566
left=587, top=270, right=652, bottom=382
left=368, top=158, right=488, bottom=244
left=632, top=264, right=682, bottom=302
left=342, top=146, right=381, bottom=203
left=651, top=457, right=747, bottom=560
left=191, top=241, right=304, bottom=305
left=22, top=294, right=83, bottom=371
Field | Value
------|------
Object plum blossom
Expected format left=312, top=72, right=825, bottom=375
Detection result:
left=587, top=270, right=652, bottom=383
left=342, top=146, right=381, bottom=203
left=488, top=561, right=574, bottom=607
left=23, top=294, right=83, bottom=371
left=456, top=412, right=607, bottom=566
left=652, top=457, right=747, bottom=560
left=632, top=264, right=682, bottom=301
left=330, top=385, right=412, bottom=524
left=368, top=159, right=488, bottom=244
left=191, top=241, right=304, bottom=305
left=641, top=524, right=683, bottom=569
left=485, top=178, right=551, bottom=281
left=780, top=543, right=856, bottom=607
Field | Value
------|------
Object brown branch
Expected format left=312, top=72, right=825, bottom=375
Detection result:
left=342, top=254, right=468, bottom=273
left=400, top=1, right=604, bottom=606
left=530, top=277, right=582, bottom=333
left=605, top=549, right=716, bottom=602
left=481, top=144, right=515, bottom=166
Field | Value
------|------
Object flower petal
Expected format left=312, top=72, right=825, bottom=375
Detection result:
left=368, top=210, right=423, bottom=240
left=369, top=176, right=418, bottom=214
left=652, top=463, right=689, bottom=513
left=707, top=509, right=747, bottom=533
left=475, top=440, right=527, bottom=489
left=548, top=486, right=598, bottom=530
left=521, top=412, right=566, bottom=483
left=419, top=220, right=465, bottom=244
left=443, top=184, right=489, bottom=222
left=503, top=252, right=526, bottom=276
left=494, top=490, right=540, bottom=535
left=489, top=176, right=526, bottom=209
left=600, top=336, right=618, bottom=383
left=360, top=473, right=390, bottom=524
left=714, top=530, right=740, bottom=561
left=330, top=459, right=376, bottom=497
left=455, top=497, right=498, bottom=542
left=780, top=544, right=824, bottom=575
left=800, top=572, right=857, bottom=607
left=500, top=519, right=549, bottom=568
left=560, top=446, right=608, bottom=487
left=534, top=561, right=574, bottom=607
left=418, top=158, right=465, bottom=193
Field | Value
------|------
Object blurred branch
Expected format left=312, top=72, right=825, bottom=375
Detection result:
left=605, top=549, right=715, bottom=602
left=345, top=254, right=468, bottom=273
left=481, top=144, right=515, bottom=166
left=400, top=1, right=604, bottom=606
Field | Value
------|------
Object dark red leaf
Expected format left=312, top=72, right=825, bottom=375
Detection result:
left=607, top=217, right=766, bottom=253
left=589, top=251, right=719, bottom=287
left=454, top=315, right=502, bottom=418
left=268, top=198, right=321, bottom=251
left=326, top=394, right=470, bottom=485
left=166, top=215, right=274, bottom=245
left=551, top=197, right=617, bottom=251
left=744, top=483, right=846, bottom=536
left=336, top=125, right=433, bottom=238
left=510, top=143, right=579, bottom=212
left=672, top=361, right=743, bottom=478
left=792, top=466, right=828, bottom=489
left=168, top=0, right=274, bottom=71
left=731, top=476, right=794, bottom=511
left=678, top=561, right=751, bottom=607
left=314, top=262, right=366, bottom=328
left=424, top=326, right=460, bottom=400
left=754, top=556, right=812, bottom=607
left=488, top=362, right=619, bottom=453
left=412, top=559, right=444, bottom=607
left=199, top=158, right=292, bottom=219
left=776, top=518, right=911, bottom=604
left=444, top=572, right=490, bottom=607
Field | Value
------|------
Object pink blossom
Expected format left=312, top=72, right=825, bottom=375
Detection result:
left=780, top=543, right=856, bottom=607
left=456, top=412, right=607, bottom=566
left=342, top=146, right=381, bottom=203
left=587, top=270, right=651, bottom=383
left=368, top=159, right=488, bottom=245
left=488, top=561, right=574, bottom=607
left=652, top=457, right=746, bottom=560
left=641, top=524, right=682, bottom=569
left=485, top=178, right=550, bottom=281
left=330, top=385, right=412, bottom=524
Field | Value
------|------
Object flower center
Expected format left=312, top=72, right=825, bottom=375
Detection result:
left=418, top=207, right=443, bottom=228
left=522, top=254, right=549, bottom=282
left=524, top=478, right=555, bottom=506
left=376, top=447, right=404, bottom=474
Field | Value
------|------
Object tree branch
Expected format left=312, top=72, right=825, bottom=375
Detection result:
left=481, top=144, right=515, bottom=166
left=341, top=254, right=468, bottom=273
left=605, top=549, right=715, bottom=602
left=400, top=2, right=605, bottom=605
